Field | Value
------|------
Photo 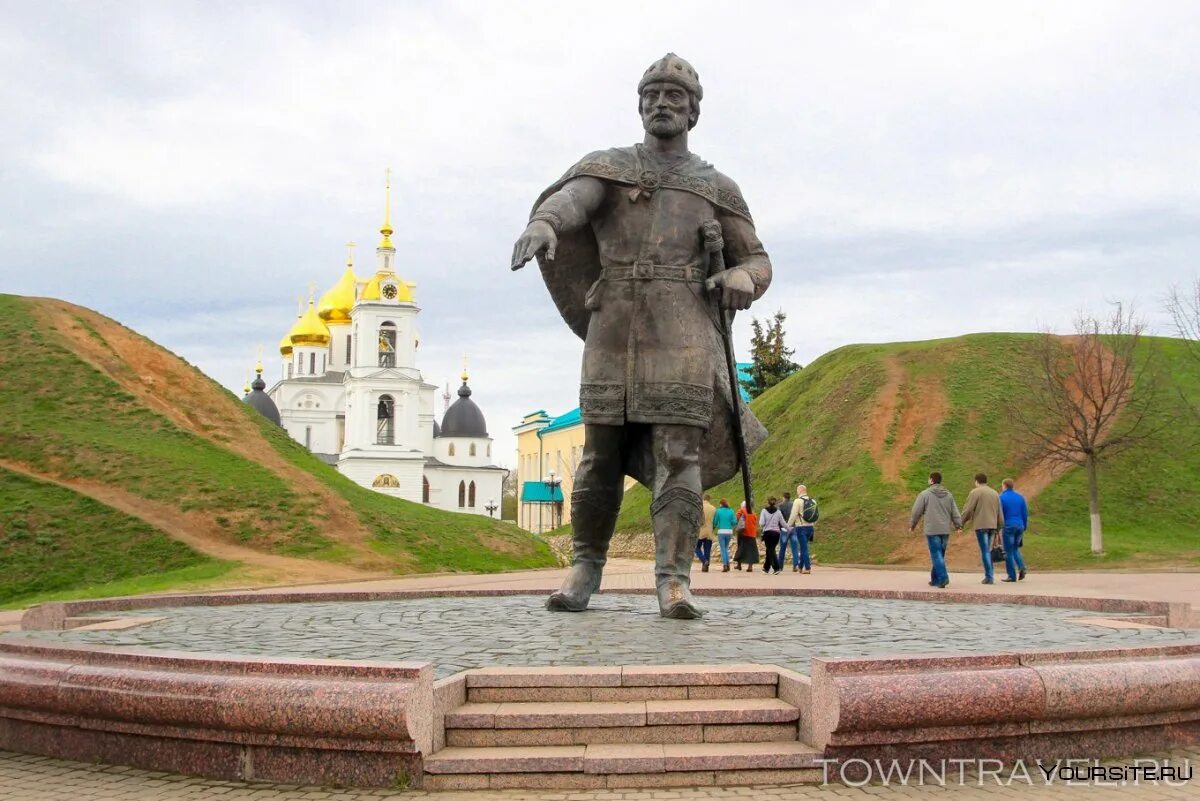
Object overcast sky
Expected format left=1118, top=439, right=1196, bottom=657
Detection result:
left=2, top=1, right=1198, bottom=466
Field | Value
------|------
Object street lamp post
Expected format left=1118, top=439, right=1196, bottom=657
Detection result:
left=485, top=498, right=498, bottom=518
left=544, top=470, right=562, bottom=530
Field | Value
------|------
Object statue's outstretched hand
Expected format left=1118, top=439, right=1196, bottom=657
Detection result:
left=706, top=267, right=755, bottom=310
left=511, top=220, right=557, bottom=270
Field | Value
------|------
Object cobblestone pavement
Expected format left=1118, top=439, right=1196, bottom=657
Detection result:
left=1, top=749, right=1196, bottom=800
left=15, top=595, right=1196, bottom=678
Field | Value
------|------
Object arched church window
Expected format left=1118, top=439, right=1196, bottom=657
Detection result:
left=378, top=321, right=396, bottom=367
left=422, top=476, right=430, bottom=503
left=309, top=352, right=316, bottom=374
left=376, top=394, right=395, bottom=445
left=468, top=481, right=476, bottom=508
left=448, top=443, right=456, bottom=457
left=487, top=443, right=492, bottom=457
left=458, top=480, right=466, bottom=508
left=469, top=443, right=477, bottom=457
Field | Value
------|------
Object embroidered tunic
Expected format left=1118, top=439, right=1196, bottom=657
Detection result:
left=533, top=144, right=772, bottom=430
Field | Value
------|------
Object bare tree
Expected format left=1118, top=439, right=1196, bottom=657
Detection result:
left=1008, top=304, right=1168, bottom=554
left=1167, top=278, right=1200, bottom=365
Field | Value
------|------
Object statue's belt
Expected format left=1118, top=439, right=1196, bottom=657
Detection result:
left=601, top=261, right=708, bottom=283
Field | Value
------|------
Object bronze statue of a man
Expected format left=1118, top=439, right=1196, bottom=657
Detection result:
left=511, top=54, right=771, bottom=618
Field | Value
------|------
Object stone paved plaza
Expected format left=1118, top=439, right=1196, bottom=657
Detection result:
left=2, top=748, right=1196, bottom=800
left=21, top=594, right=1196, bottom=678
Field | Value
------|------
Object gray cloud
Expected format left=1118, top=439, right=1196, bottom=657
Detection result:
left=2, top=1, right=1199, bottom=464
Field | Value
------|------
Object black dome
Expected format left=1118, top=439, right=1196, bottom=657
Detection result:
left=433, top=419, right=441, bottom=437
left=244, top=374, right=281, bottom=427
left=440, top=380, right=487, bottom=437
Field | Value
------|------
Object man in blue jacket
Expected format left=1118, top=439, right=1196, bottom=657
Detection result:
left=999, top=478, right=1029, bottom=582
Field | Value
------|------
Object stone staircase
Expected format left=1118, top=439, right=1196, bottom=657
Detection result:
left=425, top=665, right=822, bottom=790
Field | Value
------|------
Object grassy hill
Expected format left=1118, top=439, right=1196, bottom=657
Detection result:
left=615, top=333, right=1200, bottom=570
left=0, top=294, right=555, bottom=606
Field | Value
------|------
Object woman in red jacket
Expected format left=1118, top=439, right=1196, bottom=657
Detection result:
left=733, top=501, right=760, bottom=572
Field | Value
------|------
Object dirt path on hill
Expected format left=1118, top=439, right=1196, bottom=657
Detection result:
left=867, top=355, right=949, bottom=485
left=0, top=459, right=381, bottom=584
left=32, top=300, right=385, bottom=568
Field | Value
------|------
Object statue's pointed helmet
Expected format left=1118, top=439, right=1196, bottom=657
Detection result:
left=638, top=53, right=703, bottom=129
left=638, top=53, right=703, bottom=100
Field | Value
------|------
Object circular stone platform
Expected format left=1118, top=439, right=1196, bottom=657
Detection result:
left=18, top=594, right=1196, bottom=678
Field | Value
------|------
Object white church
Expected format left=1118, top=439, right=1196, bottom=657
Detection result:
left=256, top=180, right=505, bottom=516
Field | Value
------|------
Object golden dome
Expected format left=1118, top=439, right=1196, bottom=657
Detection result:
left=361, top=273, right=415, bottom=302
left=290, top=301, right=331, bottom=346
left=318, top=263, right=357, bottom=324
left=278, top=330, right=293, bottom=356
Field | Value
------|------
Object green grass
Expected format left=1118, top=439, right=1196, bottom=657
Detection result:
left=614, top=333, right=1200, bottom=569
left=1, top=562, right=239, bottom=609
left=0, top=293, right=556, bottom=601
left=0, top=295, right=328, bottom=555
left=0, top=466, right=232, bottom=605
left=265, top=433, right=557, bottom=573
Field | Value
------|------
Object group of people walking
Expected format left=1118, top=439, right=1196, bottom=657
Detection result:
left=909, top=472, right=1029, bottom=587
left=695, top=485, right=819, bottom=574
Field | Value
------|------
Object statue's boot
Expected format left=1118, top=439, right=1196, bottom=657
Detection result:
left=652, top=488, right=705, bottom=619
left=547, top=488, right=618, bottom=612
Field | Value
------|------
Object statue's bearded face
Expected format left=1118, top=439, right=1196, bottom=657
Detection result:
left=639, top=81, right=694, bottom=138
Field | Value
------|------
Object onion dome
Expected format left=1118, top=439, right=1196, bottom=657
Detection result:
left=318, top=246, right=358, bottom=324
left=290, top=298, right=331, bottom=346
left=441, top=371, right=488, bottom=437
left=244, top=361, right=281, bottom=426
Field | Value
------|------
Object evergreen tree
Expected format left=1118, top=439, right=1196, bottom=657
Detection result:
left=741, top=310, right=800, bottom=399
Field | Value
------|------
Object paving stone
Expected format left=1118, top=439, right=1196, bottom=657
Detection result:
left=16, top=596, right=1196, bottom=679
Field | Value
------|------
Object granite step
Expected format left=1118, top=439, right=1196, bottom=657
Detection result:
left=446, top=721, right=799, bottom=747
left=463, top=665, right=778, bottom=703
left=445, top=698, right=800, bottom=731
left=467, top=683, right=778, bottom=703
left=424, top=768, right=825, bottom=791
left=423, top=742, right=824, bottom=790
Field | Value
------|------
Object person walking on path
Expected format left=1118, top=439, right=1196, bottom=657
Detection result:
left=787, top=484, right=817, bottom=573
left=734, top=501, right=760, bottom=571
left=777, top=492, right=798, bottom=571
left=696, top=494, right=716, bottom=572
left=961, top=473, right=1005, bottom=585
left=713, top=499, right=737, bottom=572
left=999, top=478, right=1029, bottom=582
left=758, top=498, right=787, bottom=575
left=909, top=471, right=962, bottom=588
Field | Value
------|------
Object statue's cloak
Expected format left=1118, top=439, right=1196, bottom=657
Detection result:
left=531, top=146, right=766, bottom=491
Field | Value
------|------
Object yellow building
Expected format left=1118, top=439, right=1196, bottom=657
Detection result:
left=512, top=408, right=585, bottom=533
